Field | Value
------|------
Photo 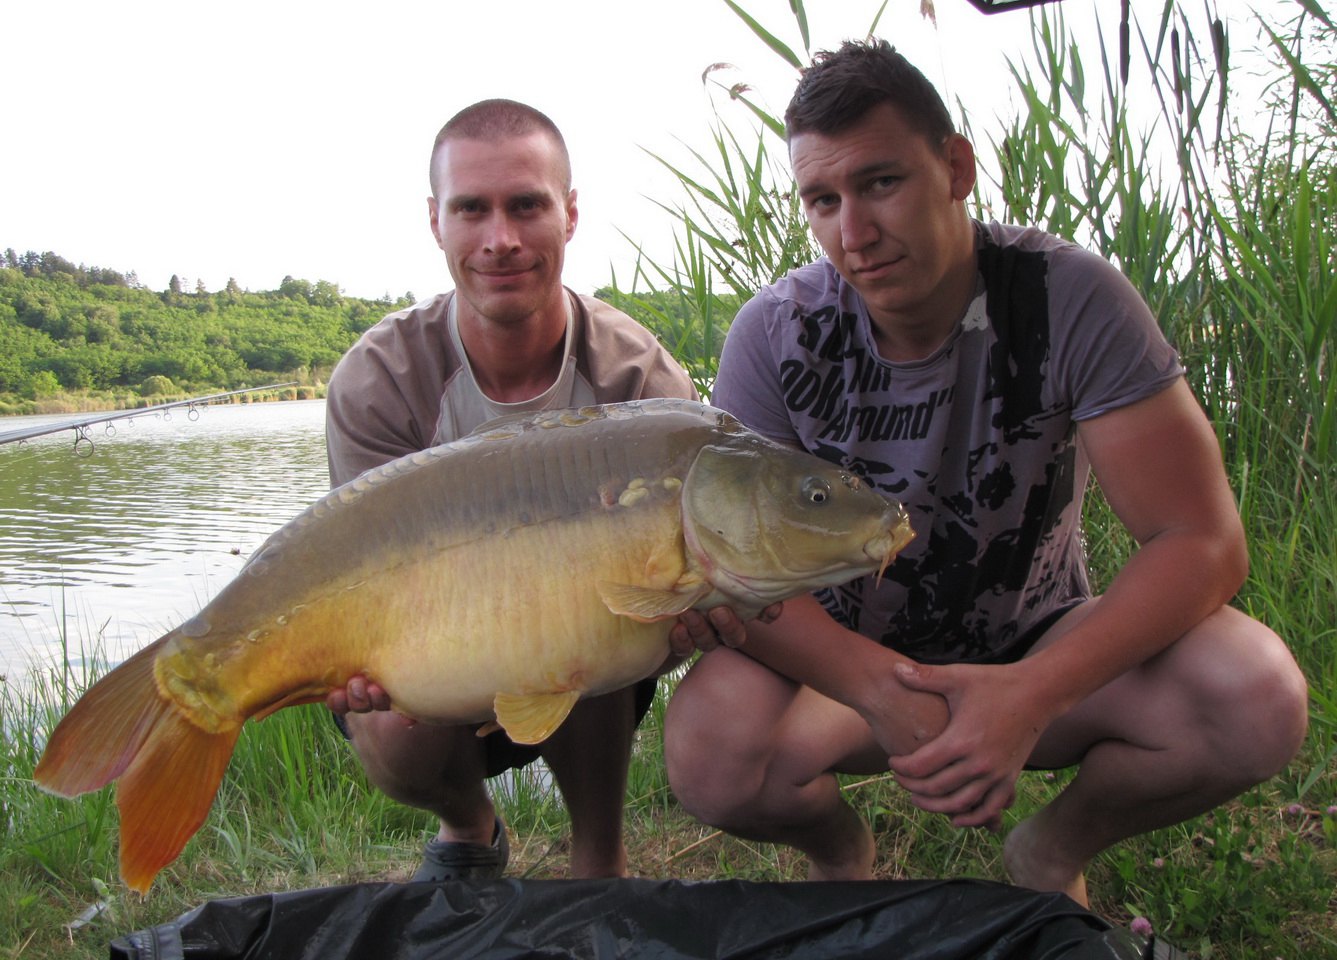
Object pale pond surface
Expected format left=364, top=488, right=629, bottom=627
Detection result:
left=0, top=399, right=330, bottom=684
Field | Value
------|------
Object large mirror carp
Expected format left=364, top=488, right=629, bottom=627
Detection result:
left=35, top=398, right=914, bottom=893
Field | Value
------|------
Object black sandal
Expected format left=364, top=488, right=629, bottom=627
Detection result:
left=411, top=817, right=509, bottom=882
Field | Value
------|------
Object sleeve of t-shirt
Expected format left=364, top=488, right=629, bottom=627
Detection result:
left=636, top=348, right=699, bottom=403
left=711, top=291, right=803, bottom=446
left=1048, top=245, right=1185, bottom=422
left=325, top=337, right=430, bottom=488
left=578, top=295, right=699, bottom=404
left=711, top=292, right=802, bottom=446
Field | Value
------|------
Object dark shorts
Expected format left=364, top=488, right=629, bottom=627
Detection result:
left=331, top=676, right=660, bottom=779
left=911, top=600, right=1087, bottom=667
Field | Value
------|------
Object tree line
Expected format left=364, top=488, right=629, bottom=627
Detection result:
left=0, top=250, right=742, bottom=412
left=0, top=248, right=418, bottom=410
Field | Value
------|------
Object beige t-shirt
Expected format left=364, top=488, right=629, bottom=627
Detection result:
left=326, top=289, right=697, bottom=486
left=433, top=291, right=593, bottom=445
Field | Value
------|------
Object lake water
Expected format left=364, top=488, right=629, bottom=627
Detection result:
left=0, top=399, right=331, bottom=683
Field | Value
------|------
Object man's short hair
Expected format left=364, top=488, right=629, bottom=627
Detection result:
left=429, top=98, right=572, bottom=196
left=784, top=39, right=955, bottom=145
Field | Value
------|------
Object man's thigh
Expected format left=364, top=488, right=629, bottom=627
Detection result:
left=1024, top=599, right=1295, bottom=770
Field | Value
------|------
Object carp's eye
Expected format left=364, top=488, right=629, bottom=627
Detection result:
left=802, top=477, right=832, bottom=504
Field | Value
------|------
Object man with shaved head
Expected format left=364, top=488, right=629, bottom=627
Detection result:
left=324, top=99, right=696, bottom=882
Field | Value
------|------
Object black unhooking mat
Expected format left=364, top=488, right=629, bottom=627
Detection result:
left=108, top=877, right=1185, bottom=960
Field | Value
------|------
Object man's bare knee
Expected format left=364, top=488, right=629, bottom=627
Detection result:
left=1174, top=618, right=1309, bottom=784
left=668, top=754, right=766, bottom=829
left=665, top=700, right=772, bottom=828
left=1225, top=643, right=1309, bottom=781
left=343, top=713, right=483, bottom=806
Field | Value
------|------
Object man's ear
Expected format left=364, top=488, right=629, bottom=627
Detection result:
left=945, top=134, right=977, bottom=201
left=427, top=196, right=446, bottom=251
left=565, top=188, right=579, bottom=242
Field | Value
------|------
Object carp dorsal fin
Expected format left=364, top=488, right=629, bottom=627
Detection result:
left=493, top=690, right=582, bottom=745
left=596, top=579, right=712, bottom=623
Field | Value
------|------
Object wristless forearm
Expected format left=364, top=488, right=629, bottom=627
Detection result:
left=742, top=598, right=949, bottom=752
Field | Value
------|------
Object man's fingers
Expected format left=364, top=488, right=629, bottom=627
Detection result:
left=672, top=609, right=728, bottom=653
left=672, top=604, right=776, bottom=654
left=708, top=608, right=747, bottom=648
left=887, top=739, right=959, bottom=781
left=949, top=782, right=1015, bottom=830
left=668, top=623, right=696, bottom=657
left=900, top=769, right=1015, bottom=828
left=893, top=752, right=991, bottom=806
left=907, top=777, right=989, bottom=815
left=330, top=676, right=393, bottom=714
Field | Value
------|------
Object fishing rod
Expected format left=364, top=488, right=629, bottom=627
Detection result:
left=0, top=382, right=301, bottom=456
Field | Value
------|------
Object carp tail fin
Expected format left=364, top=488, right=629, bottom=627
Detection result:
left=33, top=632, right=242, bottom=894
left=33, top=638, right=171, bottom=798
left=116, top=709, right=241, bottom=894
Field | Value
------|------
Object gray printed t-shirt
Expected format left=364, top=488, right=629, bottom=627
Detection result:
left=711, top=221, right=1184, bottom=662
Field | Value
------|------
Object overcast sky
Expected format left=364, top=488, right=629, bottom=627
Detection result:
left=2, top=0, right=1293, bottom=302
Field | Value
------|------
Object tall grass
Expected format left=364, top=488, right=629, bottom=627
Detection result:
left=4, top=3, right=1333, bottom=959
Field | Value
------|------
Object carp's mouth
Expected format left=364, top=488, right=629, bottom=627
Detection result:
left=868, top=517, right=916, bottom=586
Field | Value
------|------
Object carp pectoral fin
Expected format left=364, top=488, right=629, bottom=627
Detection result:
left=492, top=690, right=581, bottom=745
left=597, top=580, right=712, bottom=623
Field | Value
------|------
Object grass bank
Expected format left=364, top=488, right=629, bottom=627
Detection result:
left=3, top=632, right=1334, bottom=959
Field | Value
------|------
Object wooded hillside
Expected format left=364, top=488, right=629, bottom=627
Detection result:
left=0, top=249, right=414, bottom=412
left=0, top=249, right=741, bottom=413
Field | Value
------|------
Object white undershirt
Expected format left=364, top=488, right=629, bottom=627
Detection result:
left=432, top=292, right=597, bottom=445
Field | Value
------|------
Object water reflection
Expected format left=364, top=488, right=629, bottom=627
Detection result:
left=0, top=400, right=331, bottom=681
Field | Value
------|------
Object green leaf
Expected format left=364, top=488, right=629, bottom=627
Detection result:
left=788, top=0, right=810, bottom=54
left=722, top=0, right=804, bottom=70
left=1261, top=20, right=1337, bottom=125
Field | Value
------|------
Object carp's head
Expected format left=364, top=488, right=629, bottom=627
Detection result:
left=680, top=435, right=914, bottom=611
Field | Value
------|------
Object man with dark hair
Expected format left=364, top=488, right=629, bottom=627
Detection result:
left=664, top=40, right=1307, bottom=906
left=324, top=98, right=697, bottom=881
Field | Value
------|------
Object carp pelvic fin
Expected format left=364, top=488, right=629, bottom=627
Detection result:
left=251, top=684, right=334, bottom=722
left=596, top=579, right=712, bottom=623
left=492, top=690, right=581, bottom=745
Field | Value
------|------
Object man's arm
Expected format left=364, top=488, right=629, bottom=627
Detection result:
left=889, top=378, right=1248, bottom=825
left=326, top=359, right=427, bottom=488
left=675, top=594, right=950, bottom=754
left=1021, top=377, right=1246, bottom=704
